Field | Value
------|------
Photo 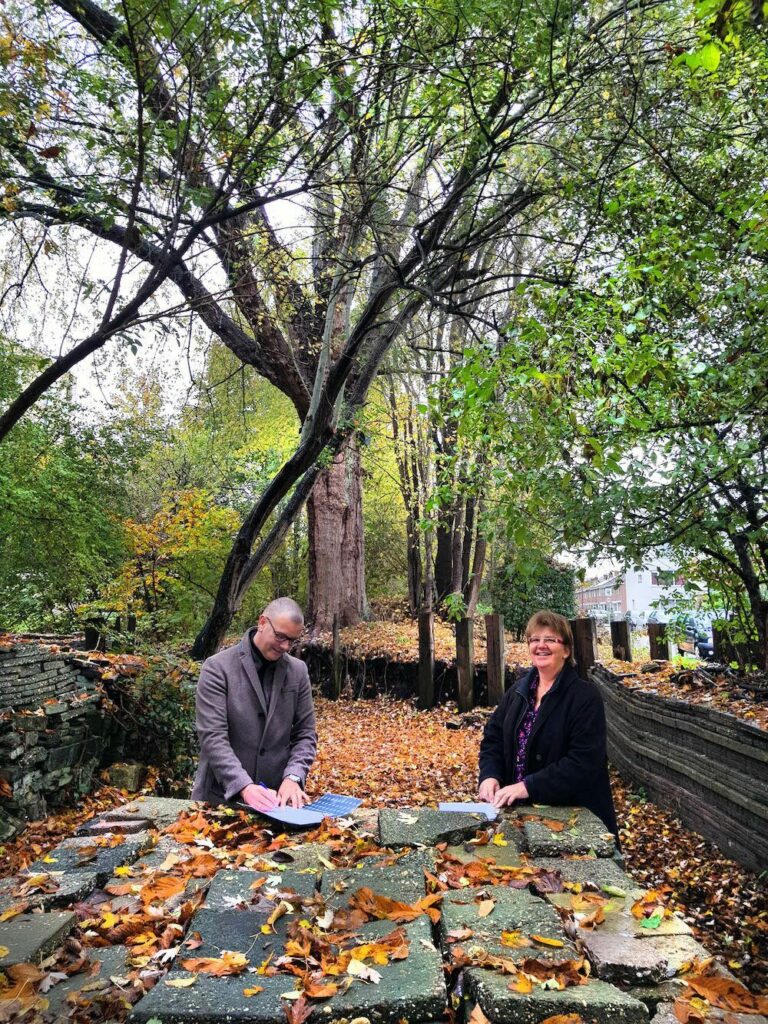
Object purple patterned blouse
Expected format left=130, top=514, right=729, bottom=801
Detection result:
left=514, top=673, right=540, bottom=782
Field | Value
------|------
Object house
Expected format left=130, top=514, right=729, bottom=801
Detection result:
left=576, top=565, right=686, bottom=623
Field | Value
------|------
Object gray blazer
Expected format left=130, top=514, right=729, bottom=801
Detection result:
left=191, top=631, right=317, bottom=805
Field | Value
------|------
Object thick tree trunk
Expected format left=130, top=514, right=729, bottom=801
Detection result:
left=307, top=434, right=367, bottom=632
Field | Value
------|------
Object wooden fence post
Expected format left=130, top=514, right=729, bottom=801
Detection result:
left=456, top=617, right=474, bottom=712
left=569, top=617, right=598, bottom=678
left=610, top=619, right=632, bottom=662
left=648, top=622, right=669, bottom=660
left=332, top=615, right=343, bottom=699
left=485, top=613, right=506, bottom=706
left=418, top=611, right=435, bottom=710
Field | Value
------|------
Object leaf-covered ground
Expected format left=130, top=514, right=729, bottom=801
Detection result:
left=2, top=696, right=765, bottom=992
left=317, top=621, right=768, bottom=731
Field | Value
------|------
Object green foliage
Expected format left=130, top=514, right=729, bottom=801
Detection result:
left=492, top=550, right=576, bottom=640
left=0, top=341, right=141, bottom=629
left=109, top=657, right=199, bottom=787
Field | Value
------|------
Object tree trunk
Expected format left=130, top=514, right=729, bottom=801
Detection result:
left=307, top=434, right=367, bottom=632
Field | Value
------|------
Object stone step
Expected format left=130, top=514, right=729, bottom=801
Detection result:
left=0, top=911, right=76, bottom=967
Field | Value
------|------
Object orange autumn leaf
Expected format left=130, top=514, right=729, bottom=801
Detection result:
left=531, top=934, right=565, bottom=947
left=181, top=951, right=249, bottom=976
left=140, top=876, right=186, bottom=904
left=578, top=907, right=606, bottom=929
left=509, top=974, right=533, bottom=993
left=539, top=1016, right=585, bottom=1024
left=349, top=886, right=442, bottom=925
left=282, top=994, right=314, bottom=1024
left=303, top=978, right=338, bottom=999
left=673, top=997, right=707, bottom=1024
left=244, top=985, right=264, bottom=996
left=468, top=1005, right=492, bottom=1024
left=684, top=976, right=768, bottom=1013
left=501, top=930, right=531, bottom=948
left=187, top=853, right=221, bottom=878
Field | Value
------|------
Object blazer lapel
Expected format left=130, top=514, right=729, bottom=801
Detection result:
left=239, top=634, right=268, bottom=716
left=265, top=658, right=287, bottom=728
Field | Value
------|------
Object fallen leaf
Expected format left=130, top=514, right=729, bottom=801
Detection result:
left=181, top=951, right=249, bottom=976
left=244, top=985, right=264, bottom=996
left=477, top=900, right=495, bottom=918
left=346, top=958, right=382, bottom=983
left=164, top=976, right=198, bottom=988
left=531, top=935, right=565, bottom=947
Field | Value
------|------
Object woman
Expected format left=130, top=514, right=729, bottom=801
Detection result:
left=477, top=610, right=618, bottom=836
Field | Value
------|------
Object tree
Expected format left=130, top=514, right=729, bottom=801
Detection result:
left=435, top=26, right=768, bottom=665
left=2, top=0, right=682, bottom=655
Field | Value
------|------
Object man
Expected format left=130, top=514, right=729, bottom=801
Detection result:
left=191, top=598, right=317, bottom=811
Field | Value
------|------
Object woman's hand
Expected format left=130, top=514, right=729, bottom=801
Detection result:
left=478, top=778, right=500, bottom=803
left=492, top=781, right=529, bottom=808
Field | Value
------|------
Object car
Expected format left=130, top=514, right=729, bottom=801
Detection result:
left=678, top=616, right=715, bottom=660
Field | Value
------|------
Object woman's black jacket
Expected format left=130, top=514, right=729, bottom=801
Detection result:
left=478, top=663, right=618, bottom=836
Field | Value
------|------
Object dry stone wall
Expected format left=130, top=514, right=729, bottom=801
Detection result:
left=0, top=640, right=118, bottom=837
left=591, top=664, right=768, bottom=871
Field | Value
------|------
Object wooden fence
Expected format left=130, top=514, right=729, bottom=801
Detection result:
left=591, top=663, right=768, bottom=871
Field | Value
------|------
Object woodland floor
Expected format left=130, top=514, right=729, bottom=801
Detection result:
left=1, top=696, right=765, bottom=991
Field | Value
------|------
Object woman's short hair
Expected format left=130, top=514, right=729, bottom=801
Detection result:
left=525, top=610, right=576, bottom=666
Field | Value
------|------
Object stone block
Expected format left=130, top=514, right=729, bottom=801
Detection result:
left=108, top=763, right=146, bottom=790
left=129, top=917, right=445, bottom=1024
left=651, top=1006, right=765, bottom=1024
left=253, top=842, right=331, bottom=872
left=322, top=848, right=434, bottom=906
left=0, top=911, right=76, bottom=966
left=103, top=796, right=197, bottom=827
left=521, top=811, right=616, bottom=857
left=466, top=973, right=649, bottom=1024
left=579, top=930, right=670, bottom=984
left=1, top=868, right=101, bottom=911
left=378, top=807, right=488, bottom=849
left=528, top=856, right=635, bottom=892
left=204, top=869, right=318, bottom=911
left=45, top=945, right=130, bottom=1016
left=439, top=884, right=576, bottom=964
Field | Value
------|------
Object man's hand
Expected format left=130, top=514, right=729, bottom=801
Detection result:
left=240, top=783, right=278, bottom=811
left=277, top=777, right=309, bottom=807
left=478, top=778, right=500, bottom=803
left=492, top=781, right=529, bottom=808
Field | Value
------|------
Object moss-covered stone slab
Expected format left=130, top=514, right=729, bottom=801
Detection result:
left=0, top=911, right=76, bottom=967
left=322, top=848, right=433, bottom=906
left=203, top=868, right=317, bottom=911
left=579, top=930, right=670, bottom=984
left=378, top=808, right=487, bottom=848
left=254, top=842, right=331, bottom=872
left=522, top=814, right=616, bottom=858
left=466, top=972, right=649, bottom=1024
left=45, top=945, right=130, bottom=1015
left=527, top=855, right=634, bottom=892
left=103, top=796, right=198, bottom=827
left=651, top=1005, right=766, bottom=1024
left=26, top=833, right=149, bottom=882
left=0, top=868, right=101, bottom=911
left=439, top=885, right=576, bottom=964
left=130, top=917, right=446, bottom=1024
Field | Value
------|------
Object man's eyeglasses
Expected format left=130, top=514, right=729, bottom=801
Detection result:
left=264, top=615, right=304, bottom=649
left=527, top=636, right=565, bottom=646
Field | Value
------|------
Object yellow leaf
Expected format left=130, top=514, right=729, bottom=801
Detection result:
left=165, top=976, right=198, bottom=988
left=42, top=855, right=58, bottom=864
left=0, top=945, right=9, bottom=957
left=492, top=833, right=508, bottom=847
left=501, top=931, right=531, bottom=948
left=532, top=935, right=565, bottom=948
left=261, top=924, right=273, bottom=934
left=244, top=985, right=264, bottom=997
left=114, top=866, right=134, bottom=877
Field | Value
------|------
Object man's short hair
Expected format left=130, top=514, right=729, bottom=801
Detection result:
left=263, top=597, right=304, bottom=625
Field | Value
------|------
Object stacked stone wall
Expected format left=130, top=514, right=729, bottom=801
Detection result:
left=0, top=641, right=118, bottom=836
left=591, top=663, right=768, bottom=871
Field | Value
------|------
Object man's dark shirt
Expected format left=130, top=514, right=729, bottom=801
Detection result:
left=248, top=628, right=276, bottom=705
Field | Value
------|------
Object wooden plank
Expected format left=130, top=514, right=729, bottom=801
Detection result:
left=610, top=619, right=632, bottom=662
left=569, top=617, right=598, bottom=678
left=332, top=614, right=342, bottom=699
left=485, top=613, right=505, bottom=706
left=456, top=617, right=474, bottom=712
left=417, top=611, right=435, bottom=710
left=648, top=622, right=669, bottom=660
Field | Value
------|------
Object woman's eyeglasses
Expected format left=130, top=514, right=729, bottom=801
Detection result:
left=527, top=636, right=565, bottom=646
